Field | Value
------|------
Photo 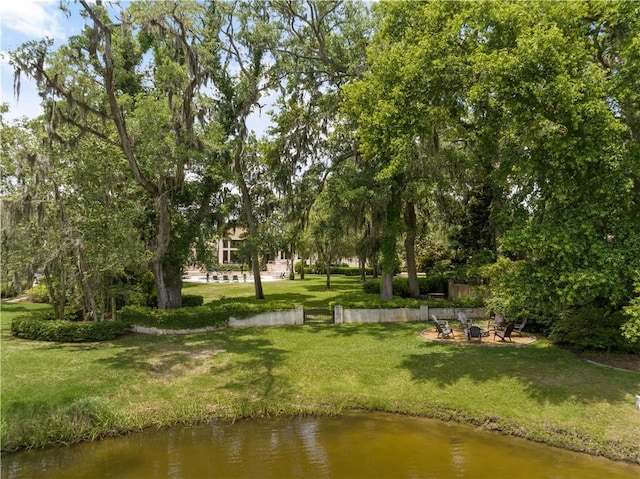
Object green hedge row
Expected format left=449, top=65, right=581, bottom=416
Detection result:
left=145, top=294, right=204, bottom=308
left=295, top=263, right=373, bottom=276
left=362, top=276, right=447, bottom=297
left=181, top=294, right=204, bottom=307
left=119, top=299, right=296, bottom=330
left=11, top=315, right=129, bottom=342
left=335, top=295, right=484, bottom=309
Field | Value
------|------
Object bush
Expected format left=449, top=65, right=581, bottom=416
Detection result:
left=363, top=280, right=380, bottom=295
left=363, top=276, right=446, bottom=298
left=334, top=295, right=484, bottom=309
left=119, top=299, right=296, bottom=330
left=297, top=263, right=371, bottom=277
left=1, top=284, right=19, bottom=298
left=181, top=294, right=204, bottom=307
left=145, top=293, right=205, bottom=308
left=11, top=313, right=129, bottom=342
left=25, top=284, right=49, bottom=303
left=549, top=306, right=640, bottom=353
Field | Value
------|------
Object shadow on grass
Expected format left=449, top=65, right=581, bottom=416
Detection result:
left=400, top=341, right=636, bottom=405
left=88, top=328, right=290, bottom=401
left=297, top=322, right=408, bottom=340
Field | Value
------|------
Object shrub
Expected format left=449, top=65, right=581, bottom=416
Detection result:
left=145, top=293, right=205, bottom=308
left=363, top=276, right=446, bottom=298
left=181, top=294, right=204, bottom=307
left=11, top=313, right=129, bottom=342
left=1, top=283, right=19, bottom=298
left=549, top=306, right=640, bottom=353
left=363, top=280, right=380, bottom=295
left=119, top=300, right=296, bottom=330
left=25, top=284, right=49, bottom=303
left=23, top=308, right=83, bottom=322
left=334, top=295, right=484, bottom=309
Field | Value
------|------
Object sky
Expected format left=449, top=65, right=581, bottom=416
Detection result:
left=0, top=0, right=72, bottom=122
left=0, top=0, right=271, bottom=133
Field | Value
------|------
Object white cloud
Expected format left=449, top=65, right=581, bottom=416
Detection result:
left=0, top=1, right=71, bottom=122
left=0, top=1, right=67, bottom=43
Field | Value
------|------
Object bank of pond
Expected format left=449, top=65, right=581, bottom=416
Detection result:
left=3, top=412, right=639, bottom=479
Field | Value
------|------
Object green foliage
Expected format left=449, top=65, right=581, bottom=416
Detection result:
left=23, top=308, right=83, bottom=322
left=144, top=293, right=204, bottom=309
left=335, top=294, right=483, bottom=310
left=24, top=284, right=49, bottom=303
left=622, top=278, right=640, bottom=344
left=363, top=276, right=446, bottom=298
left=119, top=300, right=296, bottom=330
left=549, top=306, right=640, bottom=353
left=181, top=294, right=204, bottom=307
left=1, top=283, right=19, bottom=298
left=301, top=263, right=371, bottom=277
left=11, top=314, right=129, bottom=342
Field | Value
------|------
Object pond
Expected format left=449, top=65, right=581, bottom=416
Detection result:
left=2, top=412, right=638, bottom=479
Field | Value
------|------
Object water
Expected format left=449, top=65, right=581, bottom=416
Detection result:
left=2, top=412, right=638, bottom=479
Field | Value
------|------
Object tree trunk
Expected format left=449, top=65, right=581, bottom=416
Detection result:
left=325, top=265, right=332, bottom=290
left=404, top=200, right=420, bottom=299
left=359, top=254, right=366, bottom=283
left=152, top=258, right=183, bottom=310
left=381, top=271, right=394, bottom=300
left=153, top=194, right=182, bottom=309
left=235, top=167, right=264, bottom=299
left=289, top=245, right=295, bottom=280
left=380, top=187, right=402, bottom=300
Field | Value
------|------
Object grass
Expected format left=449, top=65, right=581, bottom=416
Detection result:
left=1, top=275, right=639, bottom=465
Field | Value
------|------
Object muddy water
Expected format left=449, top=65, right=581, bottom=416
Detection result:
left=2, top=412, right=638, bottom=479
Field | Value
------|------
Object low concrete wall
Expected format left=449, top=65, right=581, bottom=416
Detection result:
left=132, top=306, right=304, bottom=335
left=131, top=325, right=222, bottom=335
left=334, top=305, right=486, bottom=324
left=428, top=307, right=487, bottom=321
left=131, top=305, right=487, bottom=333
left=334, top=305, right=427, bottom=324
left=228, top=305, right=304, bottom=328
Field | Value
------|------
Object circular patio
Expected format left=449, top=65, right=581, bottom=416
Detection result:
left=420, top=327, right=536, bottom=346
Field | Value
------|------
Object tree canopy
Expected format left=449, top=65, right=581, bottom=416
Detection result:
left=4, top=0, right=639, bottom=348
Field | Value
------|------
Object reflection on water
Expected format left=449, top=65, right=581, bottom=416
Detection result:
left=2, top=412, right=638, bottom=479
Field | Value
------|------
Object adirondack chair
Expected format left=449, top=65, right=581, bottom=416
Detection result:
left=487, top=312, right=506, bottom=332
left=513, top=318, right=527, bottom=336
left=494, top=322, right=515, bottom=342
left=457, top=312, right=472, bottom=330
left=431, top=315, right=454, bottom=339
left=467, top=325, right=484, bottom=343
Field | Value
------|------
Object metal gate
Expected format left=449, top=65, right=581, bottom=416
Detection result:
left=304, top=307, right=334, bottom=324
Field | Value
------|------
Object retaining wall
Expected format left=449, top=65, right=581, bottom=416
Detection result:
left=132, top=306, right=304, bottom=335
left=132, top=305, right=487, bottom=334
left=228, top=305, right=304, bottom=328
left=334, top=305, right=486, bottom=324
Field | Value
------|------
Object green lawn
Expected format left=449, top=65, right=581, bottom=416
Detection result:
left=1, top=276, right=639, bottom=464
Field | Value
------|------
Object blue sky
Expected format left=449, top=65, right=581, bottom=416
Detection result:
left=0, top=0, right=77, bottom=122
left=0, top=0, right=271, bottom=133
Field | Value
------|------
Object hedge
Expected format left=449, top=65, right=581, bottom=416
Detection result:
left=362, top=276, right=447, bottom=297
left=144, top=294, right=204, bottom=308
left=181, top=294, right=204, bottom=307
left=119, top=299, right=296, bottom=330
left=549, top=306, right=640, bottom=353
left=11, top=314, right=129, bottom=342
left=295, top=263, right=373, bottom=276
